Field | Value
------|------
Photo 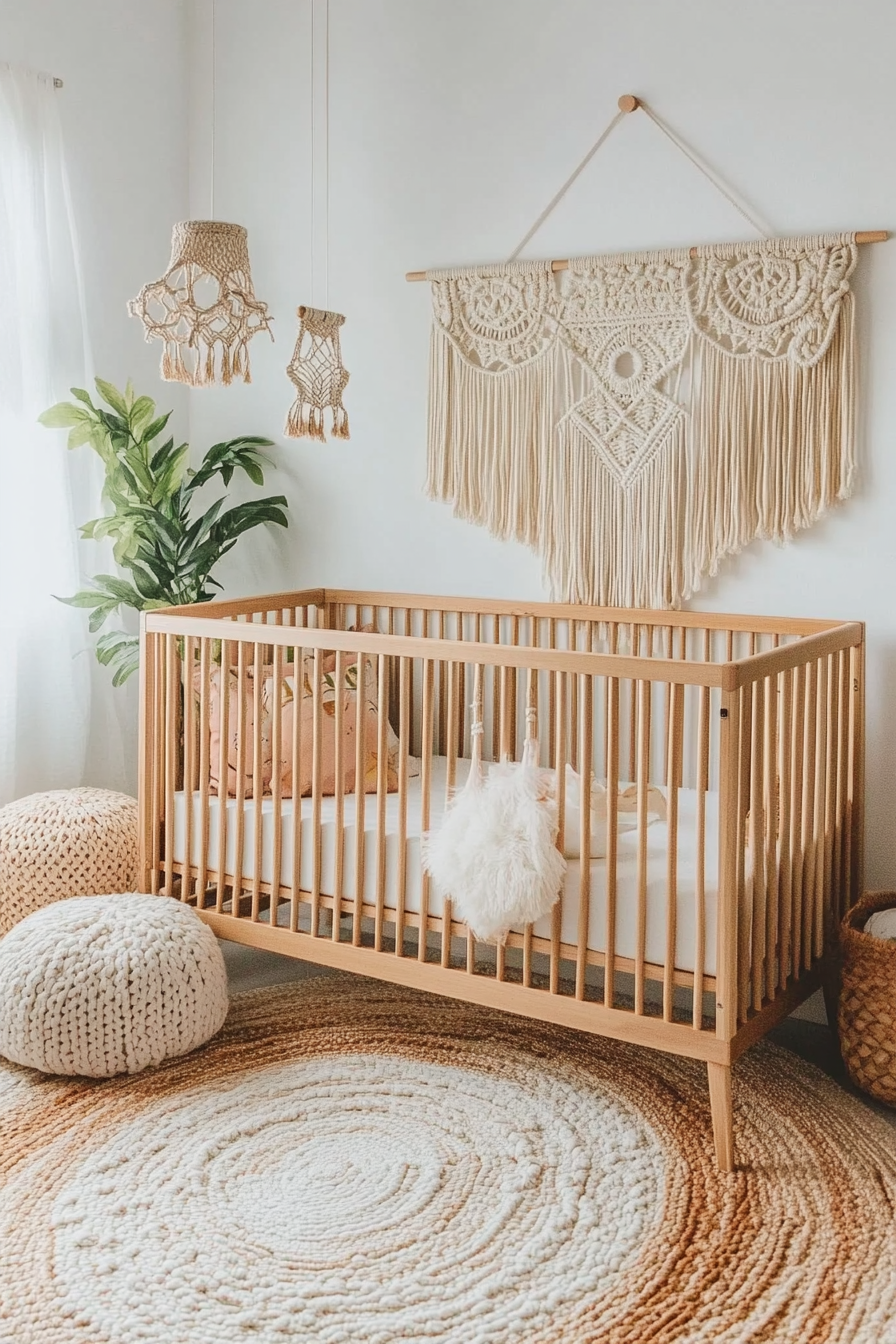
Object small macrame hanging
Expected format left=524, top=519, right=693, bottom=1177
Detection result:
left=284, top=0, right=351, bottom=441
left=285, top=305, right=350, bottom=440
left=128, top=1, right=273, bottom=388
left=128, top=220, right=273, bottom=387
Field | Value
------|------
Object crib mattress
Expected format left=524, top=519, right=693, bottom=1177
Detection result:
left=172, top=757, right=722, bottom=976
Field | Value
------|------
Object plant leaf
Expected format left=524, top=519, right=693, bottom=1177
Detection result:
left=94, top=378, right=129, bottom=417
left=39, top=403, right=86, bottom=429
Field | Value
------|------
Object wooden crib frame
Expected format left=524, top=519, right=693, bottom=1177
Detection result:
left=138, top=589, right=864, bottom=1171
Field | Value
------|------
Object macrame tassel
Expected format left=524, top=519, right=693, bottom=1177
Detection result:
left=285, top=306, right=351, bottom=442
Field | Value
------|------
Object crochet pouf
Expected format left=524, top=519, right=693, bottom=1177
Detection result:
left=0, top=894, right=229, bottom=1077
left=0, top=787, right=138, bottom=938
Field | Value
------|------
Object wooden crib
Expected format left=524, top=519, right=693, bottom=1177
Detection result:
left=138, top=589, right=864, bottom=1171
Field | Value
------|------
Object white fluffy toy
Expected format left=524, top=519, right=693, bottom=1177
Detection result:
left=422, top=713, right=566, bottom=945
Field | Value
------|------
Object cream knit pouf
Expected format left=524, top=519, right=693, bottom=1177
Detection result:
left=0, top=894, right=229, bottom=1077
left=0, top=788, right=138, bottom=938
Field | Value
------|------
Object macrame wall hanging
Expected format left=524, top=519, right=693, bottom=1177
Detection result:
left=285, top=0, right=351, bottom=440
left=409, top=96, right=886, bottom=609
left=128, top=1, right=272, bottom=386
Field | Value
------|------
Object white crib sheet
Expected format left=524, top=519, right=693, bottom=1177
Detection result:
left=172, top=757, right=722, bottom=975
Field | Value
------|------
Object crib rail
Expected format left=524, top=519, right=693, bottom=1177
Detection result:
left=139, top=591, right=863, bottom=1064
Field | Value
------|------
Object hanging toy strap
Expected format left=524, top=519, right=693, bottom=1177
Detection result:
left=522, top=667, right=539, bottom=767
left=467, top=663, right=484, bottom=782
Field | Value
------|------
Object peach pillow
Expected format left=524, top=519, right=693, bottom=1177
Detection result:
left=196, top=653, right=399, bottom=799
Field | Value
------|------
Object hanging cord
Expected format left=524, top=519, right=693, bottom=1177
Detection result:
left=507, top=96, right=773, bottom=262
left=310, top=0, right=331, bottom=307
left=507, top=109, right=626, bottom=262
left=210, top=0, right=216, bottom=217
left=310, top=0, right=315, bottom=306
left=638, top=100, right=772, bottom=239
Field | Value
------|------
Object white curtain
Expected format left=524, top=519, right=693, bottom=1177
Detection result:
left=0, top=65, right=127, bottom=806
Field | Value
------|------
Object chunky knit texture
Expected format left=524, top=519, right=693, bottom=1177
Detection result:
left=0, top=788, right=137, bottom=938
left=0, top=894, right=228, bottom=1077
left=839, top=890, right=896, bottom=1104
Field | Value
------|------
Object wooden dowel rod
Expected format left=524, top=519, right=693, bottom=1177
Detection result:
left=405, top=231, right=888, bottom=281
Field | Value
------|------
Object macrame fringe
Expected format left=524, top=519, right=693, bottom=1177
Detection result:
left=543, top=294, right=856, bottom=608
left=284, top=401, right=351, bottom=442
left=427, top=326, right=568, bottom=548
left=161, top=338, right=253, bottom=388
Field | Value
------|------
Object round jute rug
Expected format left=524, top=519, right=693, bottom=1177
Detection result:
left=1, top=978, right=895, bottom=1344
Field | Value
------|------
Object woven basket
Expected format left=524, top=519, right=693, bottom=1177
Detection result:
left=839, top=891, right=896, bottom=1106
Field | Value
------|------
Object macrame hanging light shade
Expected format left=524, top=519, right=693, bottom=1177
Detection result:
left=285, top=305, right=350, bottom=440
left=128, top=220, right=273, bottom=387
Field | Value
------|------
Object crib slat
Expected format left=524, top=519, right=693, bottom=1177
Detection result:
left=627, top=622, right=638, bottom=780
left=418, top=659, right=434, bottom=964
left=735, top=682, right=752, bottom=1022
left=162, top=634, right=178, bottom=897
left=800, top=661, right=818, bottom=972
left=605, top=676, right=620, bottom=1010
left=442, top=656, right=457, bottom=970
left=548, top=619, right=557, bottom=763
left=148, top=633, right=163, bottom=896
left=664, top=682, right=683, bottom=1021
left=437, top=610, right=447, bottom=755
left=251, top=642, right=264, bottom=922
left=181, top=636, right=196, bottom=904
left=492, top=616, right=501, bottom=764
left=551, top=670, right=567, bottom=995
left=789, top=664, right=807, bottom=980
left=833, top=650, right=849, bottom=926
left=521, top=683, right=536, bottom=988
left=352, top=645, right=367, bottom=946
left=231, top=641, right=249, bottom=917
left=575, top=674, right=592, bottom=1000
left=309, top=647, right=324, bottom=937
left=395, top=657, right=411, bottom=958
left=289, top=642, right=303, bottom=934
left=332, top=650, right=346, bottom=939
left=822, top=654, right=839, bottom=957
left=269, top=644, right=284, bottom=930
left=764, top=674, right=779, bottom=996
left=195, top=638, right=211, bottom=907
left=465, top=667, right=482, bottom=977
left=692, top=681, right=709, bottom=1028
left=634, top=678, right=651, bottom=1015
left=812, top=655, right=830, bottom=962
left=777, top=667, right=794, bottom=990
left=374, top=654, right=389, bottom=952
left=215, top=640, right=232, bottom=913
left=749, top=678, right=766, bottom=1010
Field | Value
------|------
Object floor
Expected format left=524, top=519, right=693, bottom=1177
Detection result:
left=220, top=942, right=896, bottom=1131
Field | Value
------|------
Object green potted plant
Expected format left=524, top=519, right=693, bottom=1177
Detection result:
left=40, top=378, right=288, bottom=684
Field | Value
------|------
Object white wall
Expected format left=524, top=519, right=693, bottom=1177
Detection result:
left=0, top=0, right=190, bottom=787
left=187, top=0, right=896, bottom=887
left=8, top=0, right=894, bottom=891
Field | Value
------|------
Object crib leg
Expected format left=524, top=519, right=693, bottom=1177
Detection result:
left=707, top=1062, right=734, bottom=1173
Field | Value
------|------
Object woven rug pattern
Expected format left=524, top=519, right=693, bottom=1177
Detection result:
left=1, top=978, right=895, bottom=1343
